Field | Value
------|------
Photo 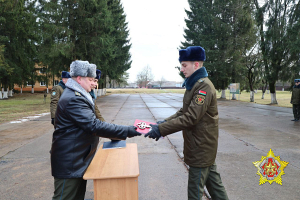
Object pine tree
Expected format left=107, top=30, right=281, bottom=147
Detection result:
left=182, top=0, right=256, bottom=99
left=0, top=0, right=39, bottom=94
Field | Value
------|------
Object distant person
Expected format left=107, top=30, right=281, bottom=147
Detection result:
left=51, top=60, right=141, bottom=200
left=291, top=79, right=300, bottom=121
left=50, top=71, right=71, bottom=125
left=145, top=46, right=228, bottom=200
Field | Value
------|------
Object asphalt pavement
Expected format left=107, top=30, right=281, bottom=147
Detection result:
left=0, top=93, right=299, bottom=200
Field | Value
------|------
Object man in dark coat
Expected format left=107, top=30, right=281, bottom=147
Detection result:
left=145, top=46, right=228, bottom=200
left=291, top=79, right=300, bottom=121
left=50, top=71, right=71, bottom=125
left=51, top=60, right=141, bottom=200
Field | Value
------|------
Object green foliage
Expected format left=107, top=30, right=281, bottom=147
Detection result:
left=0, top=0, right=39, bottom=90
left=0, top=0, right=132, bottom=91
left=182, top=0, right=257, bottom=91
left=254, top=0, right=300, bottom=94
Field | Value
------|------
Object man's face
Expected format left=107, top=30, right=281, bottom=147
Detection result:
left=92, top=79, right=98, bottom=89
left=62, top=78, right=69, bottom=84
left=296, top=82, right=300, bottom=86
left=180, top=61, right=197, bottom=78
left=78, top=76, right=94, bottom=92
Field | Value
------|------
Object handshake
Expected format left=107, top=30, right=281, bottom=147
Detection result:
left=127, top=120, right=166, bottom=141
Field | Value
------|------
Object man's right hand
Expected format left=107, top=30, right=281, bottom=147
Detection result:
left=51, top=118, right=54, bottom=125
left=127, top=126, right=142, bottom=138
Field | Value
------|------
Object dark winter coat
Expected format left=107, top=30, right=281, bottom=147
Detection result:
left=51, top=79, right=130, bottom=179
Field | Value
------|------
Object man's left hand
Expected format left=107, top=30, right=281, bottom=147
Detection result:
left=145, top=124, right=161, bottom=141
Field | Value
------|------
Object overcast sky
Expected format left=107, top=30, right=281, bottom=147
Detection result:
left=121, top=0, right=190, bottom=83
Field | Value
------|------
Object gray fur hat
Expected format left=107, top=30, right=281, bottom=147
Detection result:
left=70, top=60, right=96, bottom=78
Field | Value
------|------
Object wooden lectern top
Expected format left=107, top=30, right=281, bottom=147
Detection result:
left=83, top=143, right=139, bottom=180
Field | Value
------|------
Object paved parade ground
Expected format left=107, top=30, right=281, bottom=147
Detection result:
left=0, top=93, right=300, bottom=200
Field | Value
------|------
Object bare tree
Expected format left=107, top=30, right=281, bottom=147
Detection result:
left=136, top=65, right=154, bottom=88
left=158, top=76, right=166, bottom=88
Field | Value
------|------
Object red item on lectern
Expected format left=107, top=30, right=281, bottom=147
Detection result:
left=134, top=119, right=156, bottom=134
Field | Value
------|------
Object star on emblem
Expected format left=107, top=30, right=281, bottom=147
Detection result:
left=253, top=149, right=289, bottom=185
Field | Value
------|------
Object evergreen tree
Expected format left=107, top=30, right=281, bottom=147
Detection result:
left=0, top=0, right=39, bottom=94
left=182, top=0, right=256, bottom=99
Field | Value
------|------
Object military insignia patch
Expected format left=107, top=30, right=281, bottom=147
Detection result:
left=199, top=90, right=207, bottom=96
left=75, top=91, right=81, bottom=96
left=51, top=91, right=56, bottom=96
left=195, top=95, right=205, bottom=105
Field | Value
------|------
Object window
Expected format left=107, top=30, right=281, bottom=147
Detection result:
left=26, top=81, right=32, bottom=86
left=40, top=81, right=46, bottom=86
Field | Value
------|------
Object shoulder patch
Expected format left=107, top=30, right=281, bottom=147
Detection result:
left=198, top=79, right=205, bottom=83
left=195, top=94, right=206, bottom=105
left=51, top=91, right=56, bottom=96
left=75, top=91, right=81, bottom=96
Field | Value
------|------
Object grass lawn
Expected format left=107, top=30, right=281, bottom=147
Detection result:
left=0, top=89, right=293, bottom=125
left=0, top=93, right=50, bottom=124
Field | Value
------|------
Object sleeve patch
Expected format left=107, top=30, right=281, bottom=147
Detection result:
left=51, top=91, right=56, bottom=96
left=195, top=94, right=206, bottom=105
left=199, top=90, right=207, bottom=95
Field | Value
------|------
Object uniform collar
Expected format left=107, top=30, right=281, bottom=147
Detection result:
left=58, top=80, right=66, bottom=89
left=182, top=67, right=208, bottom=90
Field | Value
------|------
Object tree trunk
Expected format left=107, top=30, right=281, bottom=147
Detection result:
left=31, top=87, right=34, bottom=94
left=221, top=90, right=226, bottom=99
left=250, top=91, right=255, bottom=102
left=271, top=93, right=277, bottom=104
left=0, top=91, right=2, bottom=99
left=261, top=92, right=265, bottom=99
left=8, top=90, right=13, bottom=97
left=269, top=82, right=277, bottom=104
left=3, top=91, right=8, bottom=99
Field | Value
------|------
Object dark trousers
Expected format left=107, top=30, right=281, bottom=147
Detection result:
left=293, top=104, right=300, bottom=119
left=52, top=178, right=87, bottom=200
left=188, top=163, right=228, bottom=200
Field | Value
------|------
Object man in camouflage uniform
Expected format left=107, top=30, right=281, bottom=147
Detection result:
left=145, top=46, right=228, bottom=200
left=291, top=79, right=300, bottom=121
left=50, top=71, right=71, bottom=125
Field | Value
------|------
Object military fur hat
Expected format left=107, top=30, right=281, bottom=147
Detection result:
left=295, top=79, right=300, bottom=83
left=70, top=60, right=96, bottom=78
left=61, top=71, right=71, bottom=78
left=95, top=69, right=101, bottom=80
left=179, top=46, right=206, bottom=62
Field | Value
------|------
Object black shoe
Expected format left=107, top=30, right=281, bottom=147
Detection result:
left=291, top=119, right=299, bottom=121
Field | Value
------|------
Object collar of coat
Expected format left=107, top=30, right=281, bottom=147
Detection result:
left=65, top=78, right=94, bottom=106
left=182, top=67, right=208, bottom=90
left=58, top=80, right=66, bottom=89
